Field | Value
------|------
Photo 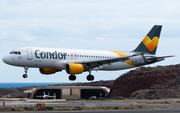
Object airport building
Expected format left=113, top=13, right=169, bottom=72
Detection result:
left=24, top=86, right=110, bottom=99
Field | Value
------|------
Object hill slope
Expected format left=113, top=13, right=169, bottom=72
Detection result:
left=108, top=64, right=180, bottom=98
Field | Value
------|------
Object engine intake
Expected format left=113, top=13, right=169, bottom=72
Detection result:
left=39, top=68, right=57, bottom=74
left=66, top=63, right=84, bottom=74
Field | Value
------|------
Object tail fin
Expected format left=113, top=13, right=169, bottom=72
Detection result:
left=133, top=25, right=162, bottom=55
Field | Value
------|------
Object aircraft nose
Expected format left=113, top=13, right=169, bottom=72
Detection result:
left=2, top=56, right=9, bottom=64
left=3, top=56, right=7, bottom=63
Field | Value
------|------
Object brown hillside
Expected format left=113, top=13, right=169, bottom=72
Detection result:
left=108, top=64, right=180, bottom=98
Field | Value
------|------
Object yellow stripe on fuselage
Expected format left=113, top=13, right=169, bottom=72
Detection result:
left=110, top=51, right=135, bottom=67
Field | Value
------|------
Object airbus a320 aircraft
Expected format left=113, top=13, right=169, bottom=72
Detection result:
left=3, top=25, right=173, bottom=81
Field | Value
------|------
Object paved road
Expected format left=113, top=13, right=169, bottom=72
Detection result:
left=1, top=99, right=180, bottom=112
left=1, top=99, right=180, bottom=108
left=0, top=101, right=148, bottom=107
left=1, top=109, right=180, bottom=113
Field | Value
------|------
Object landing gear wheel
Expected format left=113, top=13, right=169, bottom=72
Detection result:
left=23, top=74, right=28, bottom=78
left=23, top=67, right=29, bottom=78
left=87, top=75, right=94, bottom=81
left=69, top=75, right=76, bottom=81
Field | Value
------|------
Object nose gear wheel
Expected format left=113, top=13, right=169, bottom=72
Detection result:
left=23, top=67, right=28, bottom=78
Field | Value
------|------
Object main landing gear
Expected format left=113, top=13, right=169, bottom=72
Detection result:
left=86, top=74, right=94, bottom=81
left=87, top=70, right=94, bottom=81
left=23, top=67, right=28, bottom=78
left=68, top=70, right=94, bottom=81
left=69, top=74, right=76, bottom=81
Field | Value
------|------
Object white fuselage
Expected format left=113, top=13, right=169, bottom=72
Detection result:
left=3, top=47, right=139, bottom=71
left=2, top=25, right=170, bottom=81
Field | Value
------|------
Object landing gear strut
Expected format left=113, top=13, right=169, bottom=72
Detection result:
left=23, top=67, right=28, bottom=78
left=86, top=70, right=94, bottom=81
left=69, top=74, right=76, bottom=81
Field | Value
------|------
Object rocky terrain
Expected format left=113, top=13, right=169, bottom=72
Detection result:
left=108, top=64, right=180, bottom=99
left=1, top=64, right=180, bottom=99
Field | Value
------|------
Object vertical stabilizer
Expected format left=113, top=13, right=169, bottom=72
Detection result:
left=133, top=25, right=162, bottom=54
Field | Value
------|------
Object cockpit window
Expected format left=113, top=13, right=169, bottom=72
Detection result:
left=10, top=51, right=14, bottom=54
left=9, top=51, right=21, bottom=55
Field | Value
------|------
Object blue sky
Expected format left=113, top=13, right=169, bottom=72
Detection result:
left=0, top=0, right=180, bottom=83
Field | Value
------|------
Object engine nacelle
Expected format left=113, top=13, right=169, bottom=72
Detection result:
left=39, top=68, right=57, bottom=75
left=66, top=63, right=84, bottom=74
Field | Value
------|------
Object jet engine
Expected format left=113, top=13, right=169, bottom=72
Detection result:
left=39, top=68, right=57, bottom=74
left=66, top=63, right=84, bottom=74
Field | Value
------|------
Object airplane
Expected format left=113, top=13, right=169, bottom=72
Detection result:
left=36, top=92, right=56, bottom=99
left=2, top=25, right=174, bottom=81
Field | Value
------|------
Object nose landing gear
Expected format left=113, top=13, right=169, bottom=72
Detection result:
left=23, top=67, right=28, bottom=78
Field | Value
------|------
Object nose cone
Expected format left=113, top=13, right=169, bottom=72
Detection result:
left=2, top=56, right=8, bottom=64
left=3, top=55, right=19, bottom=66
left=3, top=55, right=12, bottom=65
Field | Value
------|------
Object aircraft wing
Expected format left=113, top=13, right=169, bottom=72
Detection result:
left=74, top=53, right=142, bottom=69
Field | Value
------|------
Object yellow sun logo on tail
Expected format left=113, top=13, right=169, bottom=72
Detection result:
left=143, top=36, right=159, bottom=51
